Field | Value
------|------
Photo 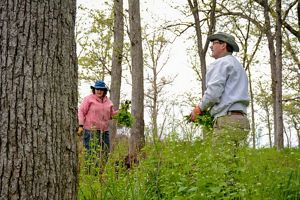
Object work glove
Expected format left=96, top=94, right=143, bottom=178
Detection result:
left=190, top=105, right=202, bottom=122
left=77, top=126, right=84, bottom=136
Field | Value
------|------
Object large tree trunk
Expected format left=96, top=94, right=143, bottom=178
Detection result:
left=0, top=1, right=78, bottom=199
left=110, top=0, right=124, bottom=152
left=128, top=0, right=145, bottom=156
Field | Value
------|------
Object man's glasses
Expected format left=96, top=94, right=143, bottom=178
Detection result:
left=212, top=41, right=224, bottom=45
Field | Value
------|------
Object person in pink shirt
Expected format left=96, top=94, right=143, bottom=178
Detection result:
left=77, top=80, right=118, bottom=161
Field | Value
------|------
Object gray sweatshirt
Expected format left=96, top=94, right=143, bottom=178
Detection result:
left=199, top=54, right=249, bottom=119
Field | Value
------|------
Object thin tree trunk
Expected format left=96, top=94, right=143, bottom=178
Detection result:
left=293, top=120, right=300, bottom=148
left=152, top=75, right=158, bottom=140
left=297, top=130, right=300, bottom=148
left=243, top=27, right=262, bottom=149
left=265, top=106, right=273, bottom=147
left=187, top=0, right=216, bottom=139
left=248, top=70, right=256, bottom=148
left=275, top=0, right=284, bottom=149
left=187, top=0, right=206, bottom=95
left=143, top=31, right=172, bottom=142
left=283, top=125, right=290, bottom=148
left=187, top=0, right=216, bottom=95
left=110, top=0, right=124, bottom=152
left=128, top=0, right=145, bottom=157
left=0, top=0, right=78, bottom=199
left=261, top=0, right=280, bottom=148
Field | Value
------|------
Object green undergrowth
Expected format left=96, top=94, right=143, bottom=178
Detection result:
left=78, top=134, right=300, bottom=200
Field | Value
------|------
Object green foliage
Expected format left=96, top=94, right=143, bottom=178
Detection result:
left=113, top=100, right=135, bottom=128
left=185, top=111, right=214, bottom=130
left=76, top=5, right=114, bottom=81
left=78, top=133, right=300, bottom=200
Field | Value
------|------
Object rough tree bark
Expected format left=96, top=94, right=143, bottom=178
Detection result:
left=128, top=0, right=145, bottom=156
left=0, top=1, right=78, bottom=199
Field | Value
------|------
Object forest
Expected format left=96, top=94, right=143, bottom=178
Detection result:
left=0, top=0, right=299, bottom=199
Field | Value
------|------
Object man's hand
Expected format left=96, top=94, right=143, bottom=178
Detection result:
left=77, top=127, right=84, bottom=136
left=190, top=105, right=202, bottom=122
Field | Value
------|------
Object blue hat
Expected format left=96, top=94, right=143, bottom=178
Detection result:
left=91, top=80, right=108, bottom=90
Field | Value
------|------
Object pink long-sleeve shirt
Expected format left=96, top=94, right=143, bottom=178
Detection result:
left=78, top=94, right=117, bottom=132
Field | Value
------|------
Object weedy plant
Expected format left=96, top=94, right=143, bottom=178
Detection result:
left=185, top=110, right=214, bottom=130
left=78, top=120, right=300, bottom=200
left=113, top=100, right=135, bottom=128
left=78, top=131, right=300, bottom=200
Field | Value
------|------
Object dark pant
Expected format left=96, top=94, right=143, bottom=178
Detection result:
left=83, top=129, right=110, bottom=161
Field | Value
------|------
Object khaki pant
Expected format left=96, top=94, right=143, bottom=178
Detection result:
left=212, top=114, right=250, bottom=187
left=213, top=114, right=250, bottom=153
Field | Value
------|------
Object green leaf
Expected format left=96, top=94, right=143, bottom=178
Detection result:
left=185, top=111, right=214, bottom=129
left=112, top=100, right=135, bottom=128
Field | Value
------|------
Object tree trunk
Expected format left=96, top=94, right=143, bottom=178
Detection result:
left=187, top=0, right=216, bottom=139
left=261, top=0, right=283, bottom=149
left=248, top=69, right=256, bottom=148
left=242, top=28, right=262, bottom=149
left=292, top=119, right=300, bottom=148
left=143, top=31, right=173, bottom=142
left=187, top=0, right=206, bottom=95
left=297, top=130, right=300, bottom=148
left=110, top=0, right=124, bottom=152
left=187, top=0, right=216, bottom=96
left=266, top=107, right=273, bottom=148
left=128, top=0, right=145, bottom=156
left=0, top=1, right=78, bottom=199
left=274, top=0, right=284, bottom=149
left=283, top=125, right=291, bottom=148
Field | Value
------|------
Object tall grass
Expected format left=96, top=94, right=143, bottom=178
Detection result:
left=78, top=132, right=300, bottom=200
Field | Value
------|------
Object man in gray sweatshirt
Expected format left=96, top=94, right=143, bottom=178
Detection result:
left=190, top=32, right=250, bottom=150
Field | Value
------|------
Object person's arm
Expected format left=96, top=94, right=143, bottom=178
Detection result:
left=78, top=96, right=90, bottom=127
left=110, top=105, right=118, bottom=118
left=200, top=60, right=231, bottom=111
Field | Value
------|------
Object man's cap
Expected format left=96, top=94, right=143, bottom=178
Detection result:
left=208, top=32, right=239, bottom=52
